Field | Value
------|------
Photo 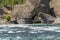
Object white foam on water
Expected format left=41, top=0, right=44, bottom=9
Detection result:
left=17, top=36, right=23, bottom=39
left=29, top=27, right=58, bottom=32
left=8, top=31, right=14, bottom=33
left=0, top=24, right=29, bottom=28
left=42, top=28, right=55, bottom=31
left=29, top=31, right=38, bottom=33
left=0, top=38, right=2, bottom=40
left=55, top=30, right=60, bottom=32
left=16, top=31, right=25, bottom=33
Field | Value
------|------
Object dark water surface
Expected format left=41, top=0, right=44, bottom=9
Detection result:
left=0, top=24, right=60, bottom=40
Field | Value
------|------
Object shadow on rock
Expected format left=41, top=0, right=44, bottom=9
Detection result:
left=31, top=0, right=56, bottom=24
left=10, top=18, right=19, bottom=24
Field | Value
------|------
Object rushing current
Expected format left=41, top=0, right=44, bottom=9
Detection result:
left=0, top=24, right=60, bottom=40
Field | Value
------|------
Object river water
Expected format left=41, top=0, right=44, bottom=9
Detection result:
left=0, top=24, right=60, bottom=40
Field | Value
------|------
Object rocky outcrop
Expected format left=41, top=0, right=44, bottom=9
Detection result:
left=33, top=12, right=55, bottom=23
left=1, top=0, right=60, bottom=24
left=0, top=7, right=13, bottom=24
left=0, top=8, right=6, bottom=24
left=12, top=0, right=34, bottom=24
left=53, top=18, right=60, bottom=24
left=50, top=0, right=60, bottom=24
left=11, top=0, right=56, bottom=24
left=50, top=0, right=60, bottom=17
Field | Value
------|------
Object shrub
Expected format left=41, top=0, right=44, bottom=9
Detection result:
left=5, top=14, right=11, bottom=21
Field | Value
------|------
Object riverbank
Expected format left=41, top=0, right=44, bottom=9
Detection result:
left=0, top=0, right=60, bottom=24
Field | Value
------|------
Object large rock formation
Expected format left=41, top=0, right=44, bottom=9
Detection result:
left=11, top=0, right=55, bottom=24
left=12, top=0, right=34, bottom=24
left=50, top=0, right=60, bottom=17
left=0, top=0, right=58, bottom=24
left=31, top=0, right=55, bottom=24
left=50, top=0, right=60, bottom=24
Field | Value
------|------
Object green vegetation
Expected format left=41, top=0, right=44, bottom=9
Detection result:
left=5, top=14, right=11, bottom=21
left=0, top=0, right=25, bottom=8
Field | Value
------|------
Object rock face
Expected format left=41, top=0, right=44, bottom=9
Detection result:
left=50, top=0, right=60, bottom=24
left=31, top=0, right=56, bottom=24
left=53, top=18, right=60, bottom=24
left=12, top=0, right=56, bottom=24
left=0, top=8, right=6, bottom=24
left=29, top=0, right=41, bottom=7
left=0, top=7, right=14, bottom=24
left=50, top=0, right=60, bottom=17
left=12, top=0, right=34, bottom=24
left=33, top=12, right=55, bottom=23
left=0, top=0, right=60, bottom=24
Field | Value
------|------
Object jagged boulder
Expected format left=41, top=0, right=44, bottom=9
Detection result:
left=12, top=0, right=34, bottom=24
left=33, top=12, right=55, bottom=24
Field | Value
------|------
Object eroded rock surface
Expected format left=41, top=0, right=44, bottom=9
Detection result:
left=12, top=0, right=34, bottom=24
left=1, top=0, right=60, bottom=24
left=12, top=0, right=54, bottom=24
left=33, top=12, right=55, bottom=24
left=50, top=0, right=60, bottom=24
